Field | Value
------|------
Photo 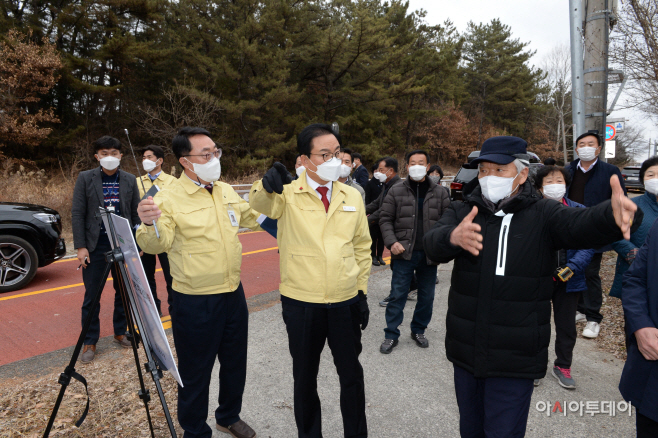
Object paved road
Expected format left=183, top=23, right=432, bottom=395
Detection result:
left=205, top=265, right=635, bottom=438
left=0, top=231, right=282, bottom=365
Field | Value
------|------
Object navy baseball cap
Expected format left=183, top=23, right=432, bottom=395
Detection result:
left=470, top=136, right=528, bottom=167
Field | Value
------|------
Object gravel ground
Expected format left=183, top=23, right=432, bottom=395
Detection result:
left=0, top=260, right=637, bottom=438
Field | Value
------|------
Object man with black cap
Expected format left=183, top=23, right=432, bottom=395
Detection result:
left=424, top=136, right=642, bottom=438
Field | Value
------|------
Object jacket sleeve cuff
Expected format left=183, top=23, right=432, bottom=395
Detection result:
left=628, top=316, right=656, bottom=336
left=357, top=284, right=368, bottom=295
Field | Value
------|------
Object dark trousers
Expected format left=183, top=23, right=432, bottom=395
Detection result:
left=453, top=365, right=534, bottom=438
left=141, top=252, right=174, bottom=314
left=369, top=224, right=384, bottom=259
left=171, top=285, right=249, bottom=438
left=578, top=252, right=603, bottom=323
left=384, top=250, right=437, bottom=340
left=81, top=238, right=127, bottom=345
left=282, top=301, right=367, bottom=438
left=637, top=412, right=658, bottom=438
left=552, top=282, right=581, bottom=369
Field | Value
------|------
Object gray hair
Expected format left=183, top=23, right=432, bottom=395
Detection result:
left=513, top=158, right=529, bottom=173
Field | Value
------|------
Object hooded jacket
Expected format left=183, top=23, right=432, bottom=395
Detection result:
left=423, top=179, right=642, bottom=379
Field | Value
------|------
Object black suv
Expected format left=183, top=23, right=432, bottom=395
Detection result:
left=450, top=151, right=543, bottom=201
left=621, top=166, right=644, bottom=192
left=0, top=203, right=66, bottom=292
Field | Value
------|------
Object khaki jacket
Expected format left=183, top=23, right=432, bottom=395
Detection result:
left=249, top=170, right=372, bottom=303
left=136, top=175, right=261, bottom=295
left=137, top=171, right=177, bottom=198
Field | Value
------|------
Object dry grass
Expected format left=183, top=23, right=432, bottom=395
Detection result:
left=591, top=251, right=628, bottom=360
left=0, top=334, right=184, bottom=437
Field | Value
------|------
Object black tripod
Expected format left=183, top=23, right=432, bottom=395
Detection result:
left=43, top=210, right=177, bottom=438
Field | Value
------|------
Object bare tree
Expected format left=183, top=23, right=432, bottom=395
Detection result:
left=135, top=82, right=226, bottom=153
left=611, top=0, right=658, bottom=120
left=540, top=44, right=572, bottom=163
left=611, top=124, right=649, bottom=166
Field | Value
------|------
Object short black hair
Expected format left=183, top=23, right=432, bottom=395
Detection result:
left=378, top=157, right=398, bottom=173
left=640, top=156, right=658, bottom=182
left=340, top=147, right=353, bottom=162
left=352, top=152, right=362, bottom=162
left=405, top=149, right=429, bottom=164
left=297, top=123, right=339, bottom=157
left=143, top=145, right=165, bottom=160
left=93, top=136, right=122, bottom=153
left=371, top=162, right=378, bottom=173
left=172, top=127, right=211, bottom=159
left=543, top=157, right=557, bottom=166
left=534, top=165, right=572, bottom=190
left=429, top=164, right=443, bottom=179
left=576, top=132, right=601, bottom=147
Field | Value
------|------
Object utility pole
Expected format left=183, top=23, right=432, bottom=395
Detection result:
left=583, top=0, right=614, bottom=131
left=569, top=0, right=586, bottom=150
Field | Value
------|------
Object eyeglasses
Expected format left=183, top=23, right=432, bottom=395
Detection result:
left=309, top=150, right=341, bottom=162
left=183, top=148, right=222, bottom=162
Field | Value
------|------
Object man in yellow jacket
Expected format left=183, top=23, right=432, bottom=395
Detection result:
left=250, top=123, right=372, bottom=438
left=137, top=145, right=176, bottom=316
left=136, top=127, right=259, bottom=438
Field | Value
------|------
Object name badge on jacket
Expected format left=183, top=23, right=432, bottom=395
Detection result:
left=343, top=206, right=356, bottom=212
left=227, top=208, right=239, bottom=227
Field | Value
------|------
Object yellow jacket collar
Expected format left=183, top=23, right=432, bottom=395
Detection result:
left=179, top=172, right=208, bottom=195
left=295, top=170, right=346, bottom=197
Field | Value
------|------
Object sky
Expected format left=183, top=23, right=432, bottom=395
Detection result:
left=406, top=0, right=657, bottom=159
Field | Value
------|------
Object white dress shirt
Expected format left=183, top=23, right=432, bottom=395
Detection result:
left=306, top=173, right=332, bottom=202
left=577, top=158, right=598, bottom=173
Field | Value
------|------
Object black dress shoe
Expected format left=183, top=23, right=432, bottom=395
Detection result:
left=378, top=256, right=386, bottom=265
left=372, top=256, right=380, bottom=266
left=380, top=339, right=398, bottom=354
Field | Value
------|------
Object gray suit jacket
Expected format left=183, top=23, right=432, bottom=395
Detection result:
left=72, top=167, right=141, bottom=252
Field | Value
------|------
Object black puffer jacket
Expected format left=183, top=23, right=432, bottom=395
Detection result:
left=424, top=180, right=643, bottom=379
left=366, top=175, right=401, bottom=226
left=379, top=177, right=450, bottom=264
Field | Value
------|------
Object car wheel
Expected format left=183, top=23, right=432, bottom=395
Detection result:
left=0, top=235, right=39, bottom=293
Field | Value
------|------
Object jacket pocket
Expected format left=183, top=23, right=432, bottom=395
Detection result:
left=182, top=247, right=227, bottom=289
left=284, top=245, right=322, bottom=293
left=339, top=243, right=359, bottom=291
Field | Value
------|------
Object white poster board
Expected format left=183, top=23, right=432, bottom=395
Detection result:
left=101, top=212, right=182, bottom=386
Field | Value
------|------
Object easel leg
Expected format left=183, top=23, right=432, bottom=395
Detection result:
left=43, top=258, right=113, bottom=438
left=116, top=259, right=178, bottom=437
left=115, top=263, right=157, bottom=438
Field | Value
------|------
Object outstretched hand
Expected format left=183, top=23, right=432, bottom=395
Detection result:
left=449, top=206, right=483, bottom=256
left=262, top=162, right=293, bottom=194
left=610, top=175, right=637, bottom=240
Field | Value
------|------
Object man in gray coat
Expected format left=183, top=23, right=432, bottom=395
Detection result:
left=71, top=136, right=141, bottom=364
left=378, top=150, right=450, bottom=354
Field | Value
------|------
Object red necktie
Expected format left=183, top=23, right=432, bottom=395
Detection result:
left=316, top=186, right=330, bottom=213
left=204, top=184, right=213, bottom=195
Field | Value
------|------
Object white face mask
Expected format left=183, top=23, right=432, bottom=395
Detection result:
left=374, top=171, right=387, bottom=183
left=307, top=157, right=342, bottom=182
left=296, top=166, right=305, bottom=177
left=542, top=183, right=566, bottom=201
left=578, top=146, right=598, bottom=162
left=142, top=159, right=158, bottom=172
left=408, top=165, right=427, bottom=182
left=99, top=156, right=121, bottom=171
left=339, top=164, right=352, bottom=179
left=479, top=173, right=519, bottom=204
left=187, top=157, right=221, bottom=182
left=645, top=178, right=658, bottom=195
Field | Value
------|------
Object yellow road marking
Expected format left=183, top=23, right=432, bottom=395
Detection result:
left=243, top=247, right=278, bottom=256
left=54, top=258, right=77, bottom=264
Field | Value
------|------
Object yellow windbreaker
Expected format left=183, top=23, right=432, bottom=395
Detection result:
left=136, top=171, right=177, bottom=198
left=136, top=175, right=261, bottom=295
left=249, top=171, right=372, bottom=303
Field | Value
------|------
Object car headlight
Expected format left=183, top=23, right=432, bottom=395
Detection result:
left=33, top=213, right=58, bottom=223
